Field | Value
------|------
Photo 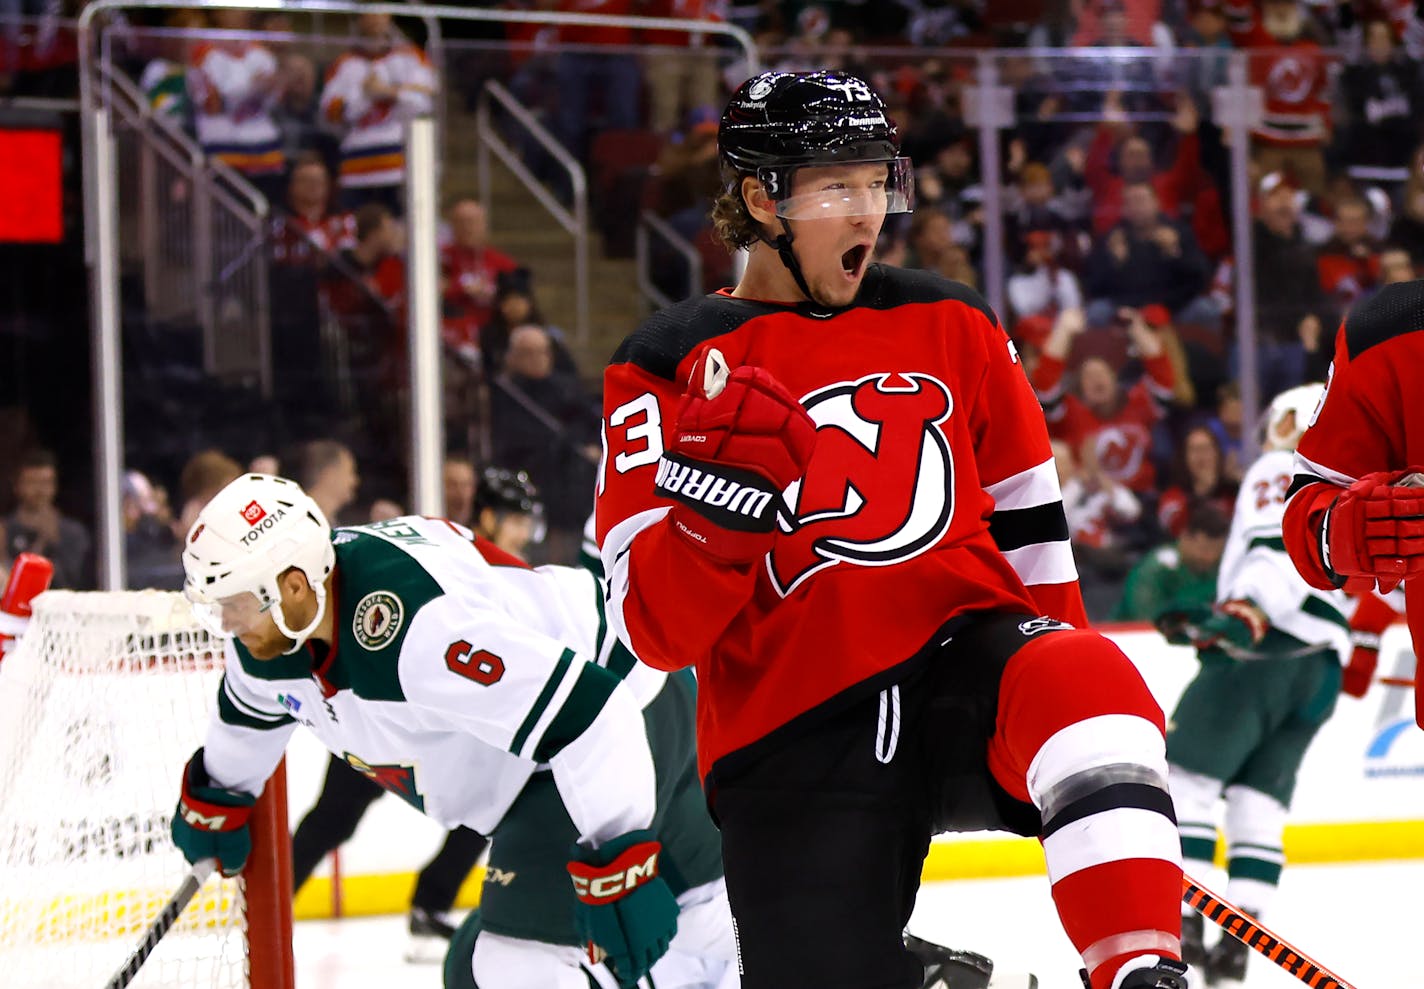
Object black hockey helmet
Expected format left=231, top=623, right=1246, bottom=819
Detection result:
left=718, top=70, right=904, bottom=197
left=474, top=467, right=541, bottom=517
left=717, top=71, right=913, bottom=304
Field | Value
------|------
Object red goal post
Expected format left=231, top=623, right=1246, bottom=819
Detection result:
left=0, top=590, right=294, bottom=989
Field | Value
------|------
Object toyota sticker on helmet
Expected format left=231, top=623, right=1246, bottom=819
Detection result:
left=239, top=507, right=288, bottom=546
left=769, top=372, right=956, bottom=596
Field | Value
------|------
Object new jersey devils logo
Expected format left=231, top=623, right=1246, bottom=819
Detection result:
left=769, top=372, right=956, bottom=596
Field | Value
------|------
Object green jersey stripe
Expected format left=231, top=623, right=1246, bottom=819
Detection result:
left=511, top=648, right=575, bottom=757
left=219, top=682, right=292, bottom=731
left=592, top=580, right=609, bottom=662
left=532, top=663, right=621, bottom=763
left=1301, top=593, right=1349, bottom=629
left=222, top=675, right=286, bottom=723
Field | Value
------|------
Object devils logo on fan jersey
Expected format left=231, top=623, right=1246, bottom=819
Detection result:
left=769, top=372, right=955, bottom=596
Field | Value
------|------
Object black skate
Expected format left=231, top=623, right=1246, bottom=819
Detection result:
left=904, top=934, right=994, bottom=989
left=1181, top=913, right=1206, bottom=969
left=1118, top=958, right=1190, bottom=989
left=1205, top=935, right=1248, bottom=986
left=406, top=906, right=457, bottom=964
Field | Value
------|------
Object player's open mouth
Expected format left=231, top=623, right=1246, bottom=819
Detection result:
left=840, top=243, right=869, bottom=277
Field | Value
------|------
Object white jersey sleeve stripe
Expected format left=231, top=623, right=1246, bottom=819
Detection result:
left=984, top=457, right=1063, bottom=510
left=1043, top=809, right=1182, bottom=882
left=999, top=540, right=1079, bottom=586
left=1028, top=715, right=1170, bottom=798
left=601, top=506, right=671, bottom=663
left=1293, top=452, right=1358, bottom=487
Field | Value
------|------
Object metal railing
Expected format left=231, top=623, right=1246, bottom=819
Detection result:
left=77, top=0, right=762, bottom=590
left=475, top=77, right=589, bottom=344
left=635, top=209, right=702, bottom=312
left=94, top=59, right=272, bottom=396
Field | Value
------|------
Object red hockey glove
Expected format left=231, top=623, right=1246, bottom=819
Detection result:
left=1342, top=591, right=1403, bottom=698
left=1343, top=631, right=1381, bottom=698
left=655, top=348, right=817, bottom=563
left=1320, top=469, right=1424, bottom=593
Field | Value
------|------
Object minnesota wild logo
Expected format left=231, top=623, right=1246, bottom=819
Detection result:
left=352, top=591, right=403, bottom=650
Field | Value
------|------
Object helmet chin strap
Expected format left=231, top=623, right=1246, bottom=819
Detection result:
left=272, top=581, right=328, bottom=654
left=765, top=217, right=820, bottom=305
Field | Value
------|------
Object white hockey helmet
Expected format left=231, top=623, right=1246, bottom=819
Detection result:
left=1261, top=382, right=1326, bottom=452
left=182, top=473, right=335, bottom=652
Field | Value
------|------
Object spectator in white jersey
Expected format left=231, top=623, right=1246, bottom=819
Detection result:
left=319, top=11, right=436, bottom=214
left=188, top=9, right=287, bottom=206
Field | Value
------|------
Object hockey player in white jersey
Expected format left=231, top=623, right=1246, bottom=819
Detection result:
left=169, top=473, right=735, bottom=989
left=1154, top=384, right=1350, bottom=988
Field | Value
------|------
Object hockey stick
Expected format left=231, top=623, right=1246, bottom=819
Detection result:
left=1182, top=875, right=1357, bottom=989
left=102, top=858, right=217, bottom=989
left=1379, top=676, right=1414, bottom=689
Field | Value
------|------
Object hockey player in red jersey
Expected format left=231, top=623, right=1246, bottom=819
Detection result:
left=1282, top=280, right=1424, bottom=727
left=595, top=71, right=1188, bottom=989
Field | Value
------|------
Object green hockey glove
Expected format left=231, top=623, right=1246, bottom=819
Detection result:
left=170, top=748, right=255, bottom=878
left=566, top=830, right=679, bottom=987
left=1154, top=600, right=1267, bottom=653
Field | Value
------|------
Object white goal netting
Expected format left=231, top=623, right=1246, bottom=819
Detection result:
left=0, top=591, right=252, bottom=988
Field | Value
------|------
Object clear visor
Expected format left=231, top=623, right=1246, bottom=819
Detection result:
left=772, top=158, right=916, bottom=221
left=190, top=591, right=271, bottom=639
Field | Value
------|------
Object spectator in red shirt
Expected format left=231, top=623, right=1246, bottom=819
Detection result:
left=1033, top=306, right=1180, bottom=496
left=322, top=203, right=406, bottom=440
left=1155, top=423, right=1238, bottom=539
left=440, top=198, right=521, bottom=355
left=1229, top=0, right=1332, bottom=195
left=1083, top=95, right=1224, bottom=259
left=270, top=152, right=355, bottom=269
left=270, top=153, right=356, bottom=420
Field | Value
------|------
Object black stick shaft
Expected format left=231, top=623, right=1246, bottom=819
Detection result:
left=103, top=858, right=217, bottom=989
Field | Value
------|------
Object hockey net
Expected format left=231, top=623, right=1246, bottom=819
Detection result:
left=0, top=590, right=293, bottom=988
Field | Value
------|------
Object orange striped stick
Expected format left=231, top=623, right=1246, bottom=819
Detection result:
left=1182, top=875, right=1357, bottom=989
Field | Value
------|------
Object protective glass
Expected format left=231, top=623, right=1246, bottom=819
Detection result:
left=190, top=590, right=271, bottom=639
left=772, top=158, right=915, bottom=220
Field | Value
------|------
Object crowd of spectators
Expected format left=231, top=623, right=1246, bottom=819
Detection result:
left=13, top=0, right=1424, bottom=612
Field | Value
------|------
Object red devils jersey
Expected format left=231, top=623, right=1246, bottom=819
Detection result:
left=1032, top=351, right=1176, bottom=494
left=1284, top=281, right=1424, bottom=725
left=597, top=266, right=1086, bottom=783
left=1231, top=24, right=1331, bottom=147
